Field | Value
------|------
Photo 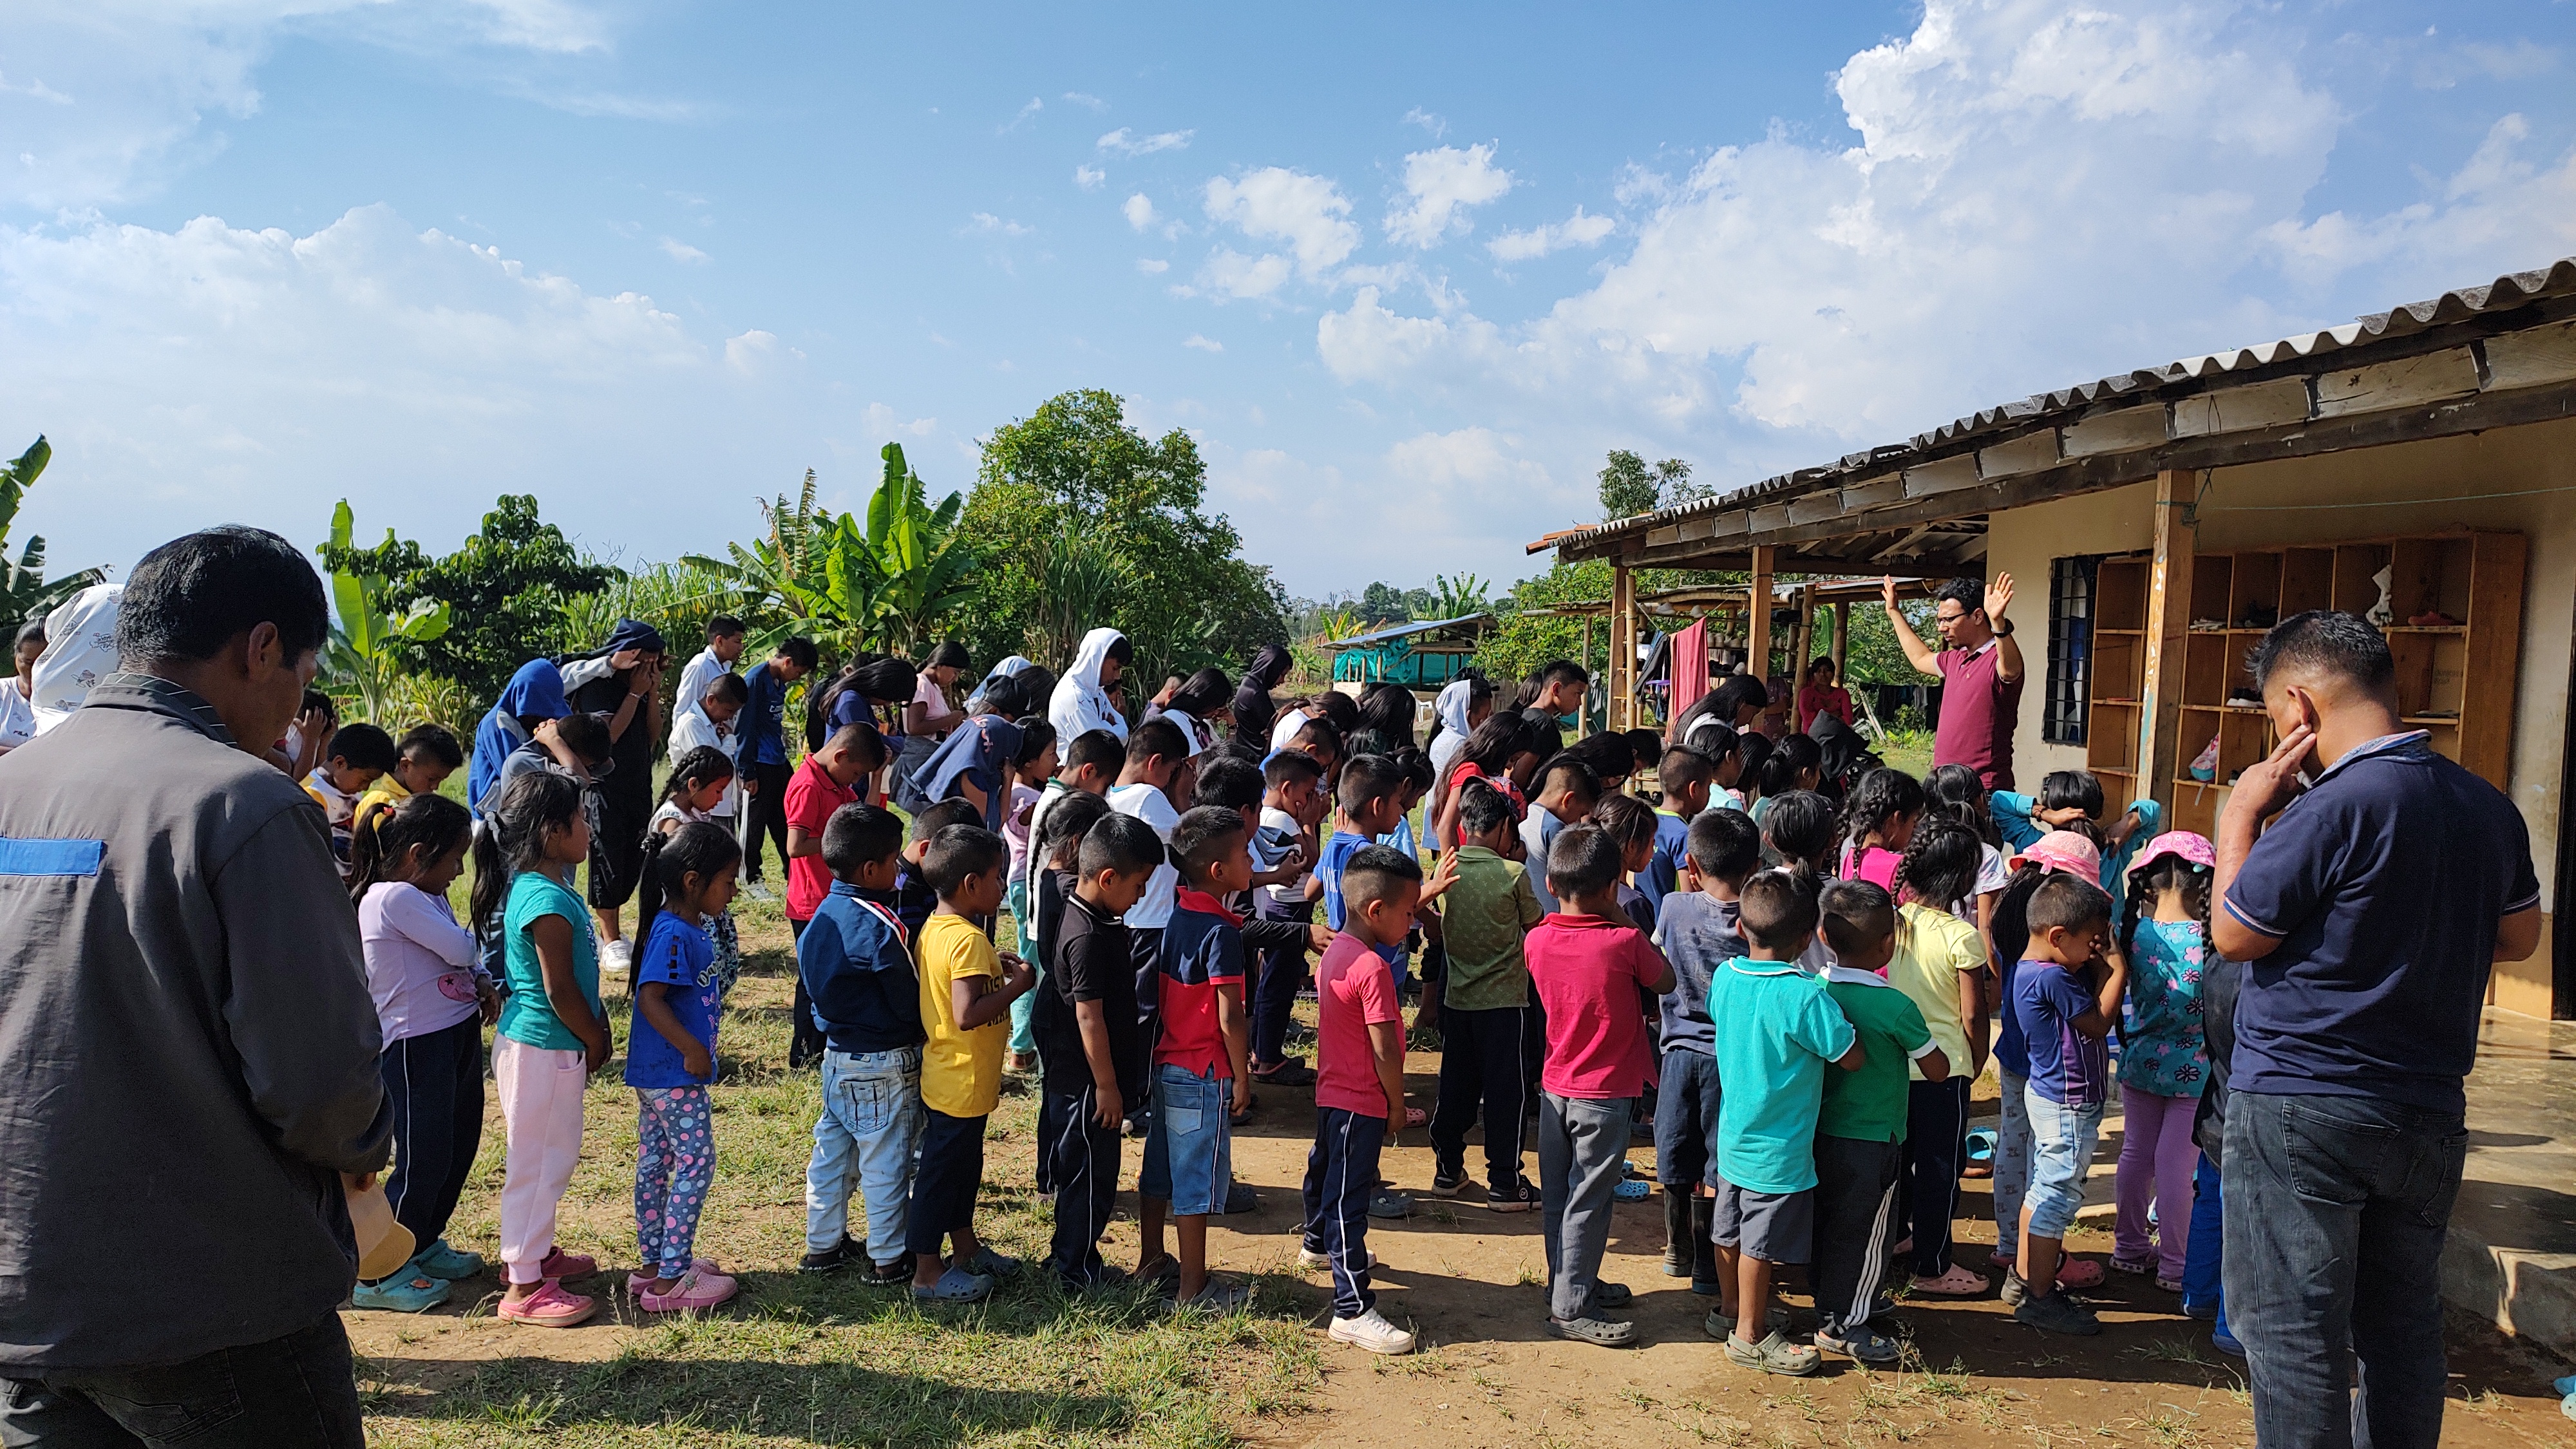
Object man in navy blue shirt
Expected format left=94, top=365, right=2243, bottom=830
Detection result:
left=734, top=636, right=817, bottom=896
left=2211, top=611, right=2541, bottom=1449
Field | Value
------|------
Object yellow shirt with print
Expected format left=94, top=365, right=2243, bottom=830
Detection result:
left=1886, top=901, right=1985, bottom=1081
left=917, top=911, right=1005, bottom=1119
left=352, top=775, right=412, bottom=836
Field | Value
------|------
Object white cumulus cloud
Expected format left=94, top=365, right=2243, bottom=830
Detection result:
left=1122, top=193, right=1157, bottom=231
left=1202, top=167, right=1358, bottom=281
left=1098, top=127, right=1193, bottom=156
left=1486, top=207, right=1615, bottom=262
left=1074, top=165, right=1105, bottom=190
left=659, top=236, right=708, bottom=263
left=1384, top=144, right=1513, bottom=249
left=966, top=213, right=1032, bottom=236
left=1183, top=333, right=1223, bottom=352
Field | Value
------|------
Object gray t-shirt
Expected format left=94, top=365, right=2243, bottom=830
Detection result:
left=1653, top=889, right=1746, bottom=1055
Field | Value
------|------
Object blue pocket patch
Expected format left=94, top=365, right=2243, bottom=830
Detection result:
left=0, top=838, right=106, bottom=876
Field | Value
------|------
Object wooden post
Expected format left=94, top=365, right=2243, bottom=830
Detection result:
left=1793, top=585, right=1815, bottom=676
left=1830, top=601, right=1850, bottom=680
left=1609, top=558, right=1638, bottom=732
left=1747, top=547, right=1776, bottom=683
left=2136, top=469, right=2198, bottom=815
left=1578, top=612, right=1595, bottom=735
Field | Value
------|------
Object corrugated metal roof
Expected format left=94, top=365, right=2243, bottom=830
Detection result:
left=1537, top=255, right=2576, bottom=556
left=1325, top=612, right=1493, bottom=649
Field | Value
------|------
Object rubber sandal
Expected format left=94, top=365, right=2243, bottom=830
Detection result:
left=1723, top=1328, right=1820, bottom=1376
left=412, top=1238, right=485, bottom=1280
left=2155, top=1275, right=2184, bottom=1294
left=1368, top=1189, right=1412, bottom=1220
left=1168, top=1278, right=1251, bottom=1313
left=639, top=1267, right=739, bottom=1314
left=1296, top=1245, right=1377, bottom=1271
left=1611, top=1178, right=1653, bottom=1202
left=354, top=1271, right=451, bottom=1313
left=1702, top=1305, right=1790, bottom=1338
left=1815, top=1323, right=1902, bottom=1363
left=1547, top=1315, right=1638, bottom=1348
left=497, top=1280, right=597, bottom=1328
left=1403, top=1106, right=1428, bottom=1130
left=2056, top=1258, right=2106, bottom=1289
left=911, top=1265, right=994, bottom=1303
left=2110, top=1255, right=2154, bottom=1276
left=629, top=1259, right=718, bottom=1295
left=1909, top=1264, right=1989, bottom=1297
left=962, top=1246, right=1021, bottom=1278
left=1251, top=1060, right=1316, bottom=1086
left=534, top=1247, right=596, bottom=1280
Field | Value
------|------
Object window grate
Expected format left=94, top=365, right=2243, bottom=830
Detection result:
left=2043, top=556, right=2100, bottom=745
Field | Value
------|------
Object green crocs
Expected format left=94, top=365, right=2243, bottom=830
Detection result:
left=354, top=1270, right=452, bottom=1314
left=412, top=1238, right=485, bottom=1280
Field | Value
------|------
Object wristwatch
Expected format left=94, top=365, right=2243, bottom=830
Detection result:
left=1992, top=618, right=2014, bottom=637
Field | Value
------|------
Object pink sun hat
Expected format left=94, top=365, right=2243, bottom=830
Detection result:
left=2010, top=829, right=2101, bottom=880
left=2127, top=830, right=2216, bottom=877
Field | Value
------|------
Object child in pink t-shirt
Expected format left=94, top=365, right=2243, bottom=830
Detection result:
left=1837, top=768, right=1926, bottom=897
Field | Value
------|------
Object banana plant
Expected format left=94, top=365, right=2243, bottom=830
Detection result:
left=1430, top=571, right=1491, bottom=620
left=321, top=500, right=451, bottom=723
left=0, top=438, right=107, bottom=633
left=863, top=443, right=975, bottom=658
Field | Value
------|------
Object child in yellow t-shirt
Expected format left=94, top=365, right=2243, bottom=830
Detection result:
left=910, top=822, right=1036, bottom=1303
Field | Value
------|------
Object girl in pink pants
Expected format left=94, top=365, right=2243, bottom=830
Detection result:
left=472, top=770, right=612, bottom=1328
left=2111, top=833, right=2217, bottom=1290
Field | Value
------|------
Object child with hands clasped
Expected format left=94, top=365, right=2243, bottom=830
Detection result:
left=2002, top=873, right=2129, bottom=1336
left=625, top=821, right=744, bottom=1314
left=473, top=770, right=612, bottom=1328
left=1300, top=844, right=1426, bottom=1357
left=910, top=825, right=1039, bottom=1303
left=1138, top=808, right=1258, bottom=1309
left=2110, top=832, right=2217, bottom=1293
left=1033, top=806, right=1155, bottom=1288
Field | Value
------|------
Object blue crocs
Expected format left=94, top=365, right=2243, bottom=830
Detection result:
left=354, top=1269, right=452, bottom=1314
left=413, top=1238, right=485, bottom=1280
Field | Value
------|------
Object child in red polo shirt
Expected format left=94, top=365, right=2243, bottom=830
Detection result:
left=783, top=724, right=886, bottom=1067
left=1138, top=806, right=1255, bottom=1309
left=1525, top=822, right=1675, bottom=1350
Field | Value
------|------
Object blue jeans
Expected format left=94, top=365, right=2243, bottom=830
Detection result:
left=805, top=1046, right=924, bottom=1265
left=2224, top=1090, right=2465, bottom=1449
left=1141, top=1064, right=1232, bottom=1217
left=2182, top=1153, right=2230, bottom=1341
left=2022, top=1086, right=2103, bottom=1241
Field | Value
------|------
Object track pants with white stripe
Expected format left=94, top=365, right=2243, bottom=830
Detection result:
left=1302, top=1106, right=1387, bottom=1321
left=379, top=1015, right=485, bottom=1265
left=1039, top=1082, right=1122, bottom=1285
left=1810, top=1133, right=1904, bottom=1336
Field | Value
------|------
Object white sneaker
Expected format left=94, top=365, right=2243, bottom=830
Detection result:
left=1296, top=1246, right=1378, bottom=1271
left=1328, top=1307, right=1415, bottom=1355
left=601, top=938, right=633, bottom=976
left=743, top=882, right=778, bottom=904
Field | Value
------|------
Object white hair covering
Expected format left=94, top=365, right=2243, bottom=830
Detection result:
left=31, top=585, right=122, bottom=735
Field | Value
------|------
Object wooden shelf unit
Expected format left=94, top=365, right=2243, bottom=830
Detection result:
left=2081, top=556, right=2152, bottom=802
left=2164, top=531, right=2525, bottom=838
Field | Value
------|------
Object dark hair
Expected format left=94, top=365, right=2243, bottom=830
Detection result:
left=395, top=723, right=464, bottom=770
left=637, top=820, right=742, bottom=930
left=1756, top=746, right=1808, bottom=801
left=13, top=618, right=43, bottom=650
left=1336, top=753, right=1406, bottom=817
left=1805, top=656, right=1837, bottom=681
left=1062, top=728, right=1124, bottom=779
left=1839, top=767, right=1927, bottom=854
left=923, top=823, right=1007, bottom=895
left=326, top=723, right=399, bottom=772
left=1263, top=748, right=1323, bottom=790
left=1192, top=754, right=1265, bottom=813
left=1537, top=659, right=1588, bottom=693
left=1104, top=635, right=1134, bottom=667
left=1341, top=841, right=1424, bottom=911
left=2038, top=769, right=2105, bottom=821
left=926, top=641, right=971, bottom=672
left=663, top=746, right=737, bottom=807
left=1126, top=717, right=1188, bottom=768
left=807, top=655, right=917, bottom=750
left=1168, top=667, right=1233, bottom=719
left=1455, top=711, right=1526, bottom=778
left=1741, top=867, right=1821, bottom=952
left=1566, top=731, right=1634, bottom=784
left=1535, top=754, right=1601, bottom=808
left=1819, top=878, right=1896, bottom=957
left=469, top=770, right=585, bottom=936
left=2249, top=609, right=2394, bottom=696
left=1734, top=731, right=1771, bottom=791
left=978, top=672, right=1032, bottom=720
left=706, top=615, right=746, bottom=641
left=2121, top=852, right=2214, bottom=961
left=1656, top=744, right=1714, bottom=797
left=1171, top=804, right=1250, bottom=882
left=1041, top=793, right=1116, bottom=871
left=346, top=791, right=471, bottom=903
left=911, top=797, right=981, bottom=844
left=1387, top=744, right=1432, bottom=794
left=1622, top=728, right=1665, bottom=768
left=1933, top=578, right=1984, bottom=617
left=555, top=711, right=612, bottom=762
left=1457, top=778, right=1517, bottom=838
left=1345, top=726, right=1393, bottom=761
left=1685, top=808, right=1761, bottom=884
left=1291, top=717, right=1343, bottom=762
left=1545, top=822, right=1622, bottom=898
left=1990, top=862, right=2052, bottom=965
left=1690, top=674, right=1770, bottom=733
left=829, top=720, right=889, bottom=774
left=1078, top=810, right=1164, bottom=878
left=1923, top=762, right=1999, bottom=846
left=2027, top=873, right=2112, bottom=935
left=1689, top=721, right=1739, bottom=765
left=1895, top=816, right=1982, bottom=911
left=1358, top=683, right=1417, bottom=750
left=301, top=688, right=338, bottom=724
left=823, top=800, right=907, bottom=876
left=117, top=527, right=330, bottom=666
left=776, top=636, right=820, bottom=670
left=1011, top=717, right=1058, bottom=770
left=1589, top=791, right=1658, bottom=851
left=1761, top=789, right=1837, bottom=879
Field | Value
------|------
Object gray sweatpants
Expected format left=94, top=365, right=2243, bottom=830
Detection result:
left=1539, top=1091, right=1633, bottom=1322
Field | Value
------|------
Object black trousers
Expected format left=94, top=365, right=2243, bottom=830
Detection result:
left=1812, top=1134, right=1904, bottom=1336
left=741, top=760, right=792, bottom=882
left=379, top=1016, right=484, bottom=1266
left=1038, top=1083, right=1122, bottom=1284
left=1250, top=900, right=1311, bottom=1066
left=907, top=1106, right=987, bottom=1258
left=0, top=1312, right=363, bottom=1448
left=786, top=916, right=828, bottom=1069
left=1430, top=1003, right=1530, bottom=1193
left=1302, top=1107, right=1387, bottom=1321
left=1899, top=1076, right=1971, bottom=1277
left=585, top=782, right=651, bottom=912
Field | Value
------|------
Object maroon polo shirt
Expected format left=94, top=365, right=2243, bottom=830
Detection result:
left=1934, top=639, right=2022, bottom=791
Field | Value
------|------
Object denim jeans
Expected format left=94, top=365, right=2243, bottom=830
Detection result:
left=2181, top=1153, right=2230, bottom=1341
left=2022, top=1087, right=2104, bottom=1242
left=805, top=1046, right=925, bottom=1265
left=2224, top=1090, right=2465, bottom=1449
left=0, top=1311, right=363, bottom=1448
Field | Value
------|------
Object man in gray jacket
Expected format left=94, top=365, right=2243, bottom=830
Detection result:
left=0, top=527, right=392, bottom=1446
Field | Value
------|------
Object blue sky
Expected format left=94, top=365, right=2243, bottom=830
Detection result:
left=4, top=1, right=2573, bottom=600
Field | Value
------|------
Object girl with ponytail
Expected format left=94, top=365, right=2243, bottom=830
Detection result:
left=624, top=819, right=746, bottom=1314
left=651, top=746, right=744, bottom=997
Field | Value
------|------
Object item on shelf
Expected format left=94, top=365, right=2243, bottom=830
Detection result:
left=2367, top=564, right=2394, bottom=627
left=2226, top=687, right=2262, bottom=707
left=2412, top=708, right=2458, bottom=721
left=2407, top=610, right=2461, bottom=628
left=2188, top=737, right=2219, bottom=782
left=2235, top=602, right=2277, bottom=629
left=2190, top=618, right=2228, bottom=632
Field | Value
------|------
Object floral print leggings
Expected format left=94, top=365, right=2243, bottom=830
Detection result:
left=635, top=1086, right=715, bottom=1278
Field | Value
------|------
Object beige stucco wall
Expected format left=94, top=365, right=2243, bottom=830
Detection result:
left=1980, top=414, right=2575, bottom=1009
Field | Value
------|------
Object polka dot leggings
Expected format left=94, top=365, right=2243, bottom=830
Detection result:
left=635, top=1085, right=716, bottom=1279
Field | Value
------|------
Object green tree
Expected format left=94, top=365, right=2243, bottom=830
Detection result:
left=1596, top=450, right=1700, bottom=521
left=0, top=437, right=108, bottom=634
left=320, top=495, right=614, bottom=705
left=1357, top=582, right=1414, bottom=625
left=956, top=390, right=1286, bottom=685
left=317, top=499, right=452, bottom=724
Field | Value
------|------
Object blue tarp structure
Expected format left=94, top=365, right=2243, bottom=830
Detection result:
left=1326, top=614, right=1491, bottom=688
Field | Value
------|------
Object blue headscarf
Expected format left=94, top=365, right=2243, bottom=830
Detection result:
left=909, top=714, right=1025, bottom=833
left=470, top=659, right=568, bottom=817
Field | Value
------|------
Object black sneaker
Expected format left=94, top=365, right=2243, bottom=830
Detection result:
left=800, top=1238, right=857, bottom=1274
left=1431, top=1164, right=1468, bottom=1197
left=2014, top=1290, right=2103, bottom=1336
left=861, top=1256, right=913, bottom=1286
left=1224, top=1179, right=1260, bottom=1215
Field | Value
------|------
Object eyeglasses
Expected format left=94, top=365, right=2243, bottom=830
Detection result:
left=1933, top=609, right=1971, bottom=624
